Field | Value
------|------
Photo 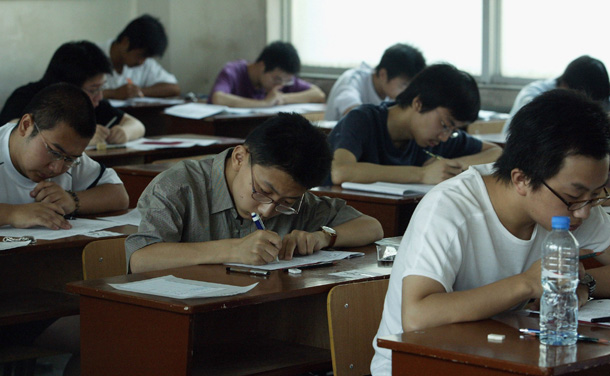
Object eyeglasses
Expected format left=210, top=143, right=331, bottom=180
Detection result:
left=436, top=110, right=459, bottom=139
left=542, top=181, right=610, bottom=211
left=250, top=163, right=303, bottom=215
left=34, top=122, right=81, bottom=168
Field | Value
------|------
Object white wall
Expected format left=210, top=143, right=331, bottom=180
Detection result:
left=0, top=0, right=267, bottom=106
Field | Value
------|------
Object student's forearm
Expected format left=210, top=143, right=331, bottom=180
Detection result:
left=141, top=83, right=181, bottom=98
left=331, top=161, right=424, bottom=184
left=282, top=86, right=326, bottom=104
left=402, top=274, right=537, bottom=332
left=333, top=215, right=384, bottom=247
left=453, top=144, right=503, bottom=167
left=76, top=184, right=129, bottom=214
left=587, top=265, right=610, bottom=298
left=0, top=204, right=16, bottom=226
left=119, top=114, right=146, bottom=141
left=129, top=238, right=242, bottom=273
left=211, top=92, right=273, bottom=108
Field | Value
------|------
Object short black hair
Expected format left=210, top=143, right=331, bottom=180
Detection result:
left=245, top=113, right=332, bottom=189
left=115, top=14, right=168, bottom=57
left=493, top=89, right=610, bottom=190
left=24, top=83, right=96, bottom=139
left=375, top=43, right=426, bottom=80
left=557, top=55, right=610, bottom=102
left=256, top=41, right=301, bottom=74
left=395, top=64, right=480, bottom=122
left=42, top=41, right=112, bottom=87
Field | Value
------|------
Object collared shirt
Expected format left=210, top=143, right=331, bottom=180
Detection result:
left=125, top=148, right=362, bottom=264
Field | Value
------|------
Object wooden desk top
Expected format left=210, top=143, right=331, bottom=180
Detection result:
left=378, top=311, right=610, bottom=375
left=86, top=134, right=243, bottom=166
left=67, top=244, right=390, bottom=315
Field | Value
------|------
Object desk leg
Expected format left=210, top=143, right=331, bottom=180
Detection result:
left=80, top=296, right=192, bottom=376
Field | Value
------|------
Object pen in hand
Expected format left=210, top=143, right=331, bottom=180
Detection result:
left=424, top=149, right=444, bottom=160
left=104, top=116, right=118, bottom=128
left=579, top=251, right=605, bottom=260
left=251, top=212, right=279, bottom=263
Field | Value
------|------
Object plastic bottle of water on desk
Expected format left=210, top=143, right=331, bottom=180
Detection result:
left=540, top=216, right=579, bottom=345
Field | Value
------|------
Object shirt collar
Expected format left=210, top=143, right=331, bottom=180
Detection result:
left=209, top=148, right=237, bottom=215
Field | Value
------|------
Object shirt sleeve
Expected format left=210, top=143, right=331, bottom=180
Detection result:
left=0, top=89, right=30, bottom=124
left=434, top=130, right=483, bottom=159
left=95, top=100, right=125, bottom=126
left=69, top=155, right=123, bottom=191
left=331, top=83, right=364, bottom=119
left=327, top=107, right=374, bottom=160
left=209, top=65, right=237, bottom=97
left=281, top=77, right=312, bottom=93
left=137, top=58, right=178, bottom=87
left=574, top=206, right=610, bottom=251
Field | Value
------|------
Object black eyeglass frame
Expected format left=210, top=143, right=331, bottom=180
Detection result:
left=542, top=181, right=610, bottom=211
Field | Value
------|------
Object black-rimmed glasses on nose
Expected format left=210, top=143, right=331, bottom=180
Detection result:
left=542, top=181, right=610, bottom=211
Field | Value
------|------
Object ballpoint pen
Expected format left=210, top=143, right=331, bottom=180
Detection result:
left=579, top=251, right=605, bottom=260
left=519, top=328, right=610, bottom=344
left=225, top=266, right=270, bottom=276
left=104, top=116, right=118, bottom=128
left=251, top=212, right=279, bottom=262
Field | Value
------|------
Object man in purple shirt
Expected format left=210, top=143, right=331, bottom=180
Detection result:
left=208, top=41, right=325, bottom=107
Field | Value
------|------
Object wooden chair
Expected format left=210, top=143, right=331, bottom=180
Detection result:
left=82, top=238, right=127, bottom=280
left=327, top=278, right=389, bottom=376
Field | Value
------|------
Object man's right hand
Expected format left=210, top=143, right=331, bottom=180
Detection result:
left=421, top=159, right=464, bottom=184
left=7, top=202, right=71, bottom=230
left=264, top=86, right=285, bottom=106
left=233, top=229, right=281, bottom=265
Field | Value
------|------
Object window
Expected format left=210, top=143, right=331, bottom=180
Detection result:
left=283, top=0, right=610, bottom=85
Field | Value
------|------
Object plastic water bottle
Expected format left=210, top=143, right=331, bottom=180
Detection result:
left=540, top=216, right=579, bottom=345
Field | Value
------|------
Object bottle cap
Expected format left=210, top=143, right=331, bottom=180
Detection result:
left=551, top=216, right=570, bottom=230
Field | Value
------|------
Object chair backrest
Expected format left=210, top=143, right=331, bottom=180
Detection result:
left=327, top=278, right=389, bottom=376
left=82, top=238, right=127, bottom=280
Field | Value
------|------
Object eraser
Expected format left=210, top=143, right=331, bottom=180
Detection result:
left=288, top=268, right=302, bottom=274
left=487, top=333, right=505, bottom=343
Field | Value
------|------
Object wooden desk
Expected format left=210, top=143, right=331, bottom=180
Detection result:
left=164, top=110, right=325, bottom=139
left=378, top=311, right=610, bottom=375
left=86, top=134, right=243, bottom=167
left=67, top=245, right=391, bottom=376
left=311, top=186, right=423, bottom=237
left=0, top=222, right=138, bottom=328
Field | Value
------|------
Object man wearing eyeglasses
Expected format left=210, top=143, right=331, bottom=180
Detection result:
left=208, top=41, right=326, bottom=108
left=328, top=64, right=502, bottom=186
left=126, top=113, right=383, bottom=273
left=371, top=89, right=610, bottom=376
left=0, top=83, right=129, bottom=230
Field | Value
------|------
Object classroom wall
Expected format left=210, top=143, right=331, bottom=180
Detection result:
left=0, top=0, right=267, bottom=107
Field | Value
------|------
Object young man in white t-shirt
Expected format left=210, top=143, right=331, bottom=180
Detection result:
left=371, top=89, right=610, bottom=375
left=0, top=83, right=129, bottom=230
left=324, top=43, right=426, bottom=121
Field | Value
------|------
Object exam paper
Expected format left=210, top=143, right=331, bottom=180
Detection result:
left=0, top=218, right=121, bottom=240
left=109, top=275, right=258, bottom=299
left=225, top=250, right=364, bottom=271
left=97, top=210, right=142, bottom=227
left=164, top=103, right=227, bottom=119
left=579, top=299, right=610, bottom=325
left=0, top=240, right=33, bottom=251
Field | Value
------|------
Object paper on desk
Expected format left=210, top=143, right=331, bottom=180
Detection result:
left=226, top=250, right=364, bottom=271
left=473, top=133, right=507, bottom=144
left=250, top=103, right=326, bottom=115
left=330, top=270, right=385, bottom=278
left=579, top=299, right=610, bottom=325
left=118, top=137, right=217, bottom=151
left=0, top=240, right=33, bottom=251
left=109, top=275, right=258, bottom=299
left=97, top=210, right=142, bottom=227
left=0, top=218, right=118, bottom=240
left=341, top=181, right=434, bottom=196
left=109, top=97, right=185, bottom=108
left=164, top=103, right=227, bottom=119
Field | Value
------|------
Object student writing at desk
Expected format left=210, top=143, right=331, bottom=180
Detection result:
left=371, top=90, right=610, bottom=375
left=324, top=43, right=426, bottom=121
left=327, top=64, right=502, bottom=185
left=207, top=41, right=326, bottom=108
left=100, top=14, right=181, bottom=99
left=0, top=41, right=145, bottom=147
left=0, top=83, right=129, bottom=229
left=502, top=55, right=610, bottom=134
left=126, top=113, right=382, bottom=273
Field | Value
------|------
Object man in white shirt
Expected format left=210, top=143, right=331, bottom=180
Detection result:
left=101, top=14, right=180, bottom=100
left=371, top=89, right=610, bottom=375
left=324, top=43, right=425, bottom=121
left=0, top=83, right=129, bottom=230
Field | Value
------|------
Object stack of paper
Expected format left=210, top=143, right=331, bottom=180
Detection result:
left=341, top=182, right=434, bottom=196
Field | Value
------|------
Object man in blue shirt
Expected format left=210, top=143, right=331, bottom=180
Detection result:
left=328, top=64, right=502, bottom=185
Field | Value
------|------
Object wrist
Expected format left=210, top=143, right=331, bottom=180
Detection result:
left=580, top=273, right=597, bottom=299
left=320, top=226, right=337, bottom=249
left=66, top=190, right=80, bottom=216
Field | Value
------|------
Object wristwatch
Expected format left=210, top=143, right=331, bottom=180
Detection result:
left=320, top=226, right=337, bottom=249
left=581, top=273, right=597, bottom=299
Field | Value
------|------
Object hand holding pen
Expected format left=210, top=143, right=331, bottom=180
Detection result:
left=421, top=151, right=465, bottom=184
left=250, top=212, right=280, bottom=263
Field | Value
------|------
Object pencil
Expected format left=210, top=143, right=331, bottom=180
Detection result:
left=104, top=116, right=117, bottom=128
left=424, top=150, right=444, bottom=160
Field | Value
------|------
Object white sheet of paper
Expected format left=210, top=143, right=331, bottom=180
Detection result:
left=109, top=275, right=258, bottom=299
left=226, top=250, right=364, bottom=271
left=164, top=103, right=228, bottom=119
left=0, top=240, right=33, bottom=251
left=329, top=271, right=385, bottom=278
left=341, top=181, right=434, bottom=196
left=97, top=210, right=142, bottom=227
left=0, top=218, right=120, bottom=240
left=116, top=137, right=217, bottom=151
left=578, top=299, right=610, bottom=325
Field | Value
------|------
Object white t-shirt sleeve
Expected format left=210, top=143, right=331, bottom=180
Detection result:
left=69, top=154, right=122, bottom=192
